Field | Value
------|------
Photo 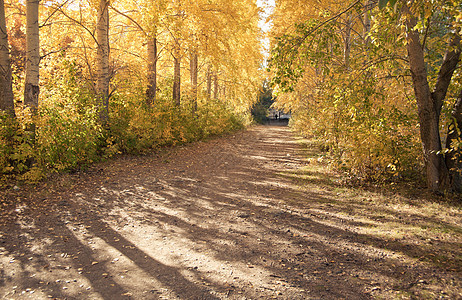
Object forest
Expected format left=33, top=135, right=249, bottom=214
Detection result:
left=1, top=0, right=262, bottom=184
left=1, top=0, right=462, bottom=196
left=269, top=0, right=462, bottom=194
left=1, top=1, right=462, bottom=298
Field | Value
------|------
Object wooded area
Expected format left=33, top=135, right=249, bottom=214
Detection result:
left=269, top=0, right=462, bottom=194
left=1, top=0, right=462, bottom=195
left=1, top=1, right=461, bottom=298
left=1, top=0, right=262, bottom=184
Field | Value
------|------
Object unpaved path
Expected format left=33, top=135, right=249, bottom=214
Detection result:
left=0, top=126, right=461, bottom=299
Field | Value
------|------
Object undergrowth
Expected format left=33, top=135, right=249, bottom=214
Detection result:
left=0, top=93, right=247, bottom=187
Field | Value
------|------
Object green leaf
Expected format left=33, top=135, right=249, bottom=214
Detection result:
left=378, top=0, right=389, bottom=9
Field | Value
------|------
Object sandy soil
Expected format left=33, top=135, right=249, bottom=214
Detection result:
left=0, top=125, right=461, bottom=299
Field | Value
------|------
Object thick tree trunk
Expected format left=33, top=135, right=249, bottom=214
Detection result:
left=146, top=35, right=157, bottom=106
left=190, top=51, right=198, bottom=112
left=446, top=89, right=462, bottom=193
left=0, top=0, right=14, bottom=116
left=172, top=50, right=181, bottom=106
left=96, top=0, right=109, bottom=123
left=404, top=5, right=449, bottom=191
left=24, top=0, right=40, bottom=113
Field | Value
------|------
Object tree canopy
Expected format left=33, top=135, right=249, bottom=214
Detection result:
left=268, top=0, right=462, bottom=193
left=0, top=0, right=263, bottom=183
left=1, top=0, right=462, bottom=195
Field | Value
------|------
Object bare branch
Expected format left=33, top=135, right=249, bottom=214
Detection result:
left=109, top=4, right=146, bottom=36
left=56, top=6, right=98, bottom=45
left=292, top=0, right=362, bottom=50
left=40, top=0, right=71, bottom=28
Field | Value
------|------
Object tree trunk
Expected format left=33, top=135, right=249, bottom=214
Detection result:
left=172, top=50, right=181, bottom=106
left=206, top=65, right=212, bottom=98
left=146, top=35, right=157, bottom=106
left=363, top=0, right=375, bottom=47
left=0, top=0, right=15, bottom=117
left=431, top=35, right=461, bottom=117
left=171, top=0, right=182, bottom=107
left=213, top=73, right=218, bottom=100
left=96, top=0, right=109, bottom=124
left=404, top=4, right=449, bottom=191
left=190, top=50, right=198, bottom=112
left=445, top=89, right=462, bottom=193
left=222, top=77, right=226, bottom=100
left=24, top=0, right=40, bottom=113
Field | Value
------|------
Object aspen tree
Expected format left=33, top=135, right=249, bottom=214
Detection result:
left=24, top=0, right=40, bottom=113
left=0, top=0, right=14, bottom=116
left=189, top=49, right=198, bottom=112
left=213, top=72, right=218, bottom=100
left=206, top=65, right=211, bottom=97
left=171, top=0, right=182, bottom=106
left=343, top=11, right=352, bottom=70
left=172, top=51, right=181, bottom=106
left=145, top=0, right=165, bottom=106
left=146, top=33, right=157, bottom=105
left=270, top=0, right=462, bottom=192
left=96, top=0, right=110, bottom=123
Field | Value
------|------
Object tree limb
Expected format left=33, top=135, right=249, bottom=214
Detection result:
left=292, top=0, right=362, bottom=50
left=432, top=34, right=461, bottom=116
left=109, top=5, right=146, bottom=36
left=56, top=6, right=98, bottom=45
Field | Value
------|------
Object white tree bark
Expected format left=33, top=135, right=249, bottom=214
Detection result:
left=24, top=0, right=40, bottom=112
left=0, top=0, right=14, bottom=116
left=96, top=0, right=109, bottom=123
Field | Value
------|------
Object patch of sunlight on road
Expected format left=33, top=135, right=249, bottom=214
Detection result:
left=72, top=181, right=290, bottom=297
left=77, top=207, right=275, bottom=299
left=1, top=225, right=101, bottom=299
left=277, top=222, right=414, bottom=288
left=66, top=221, right=180, bottom=299
left=249, top=180, right=293, bottom=189
left=248, top=155, right=270, bottom=160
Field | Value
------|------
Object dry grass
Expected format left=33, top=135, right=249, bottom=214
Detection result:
left=276, top=136, right=462, bottom=298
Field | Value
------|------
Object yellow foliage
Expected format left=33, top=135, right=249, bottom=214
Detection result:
left=269, top=0, right=426, bottom=182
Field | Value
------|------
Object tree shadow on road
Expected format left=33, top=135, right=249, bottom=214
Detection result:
left=1, top=126, right=461, bottom=299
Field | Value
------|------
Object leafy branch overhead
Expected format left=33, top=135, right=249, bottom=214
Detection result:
left=0, top=0, right=263, bottom=184
left=1, top=0, right=462, bottom=195
left=268, top=0, right=462, bottom=193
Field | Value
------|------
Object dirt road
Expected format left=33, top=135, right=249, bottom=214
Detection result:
left=1, top=126, right=461, bottom=299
